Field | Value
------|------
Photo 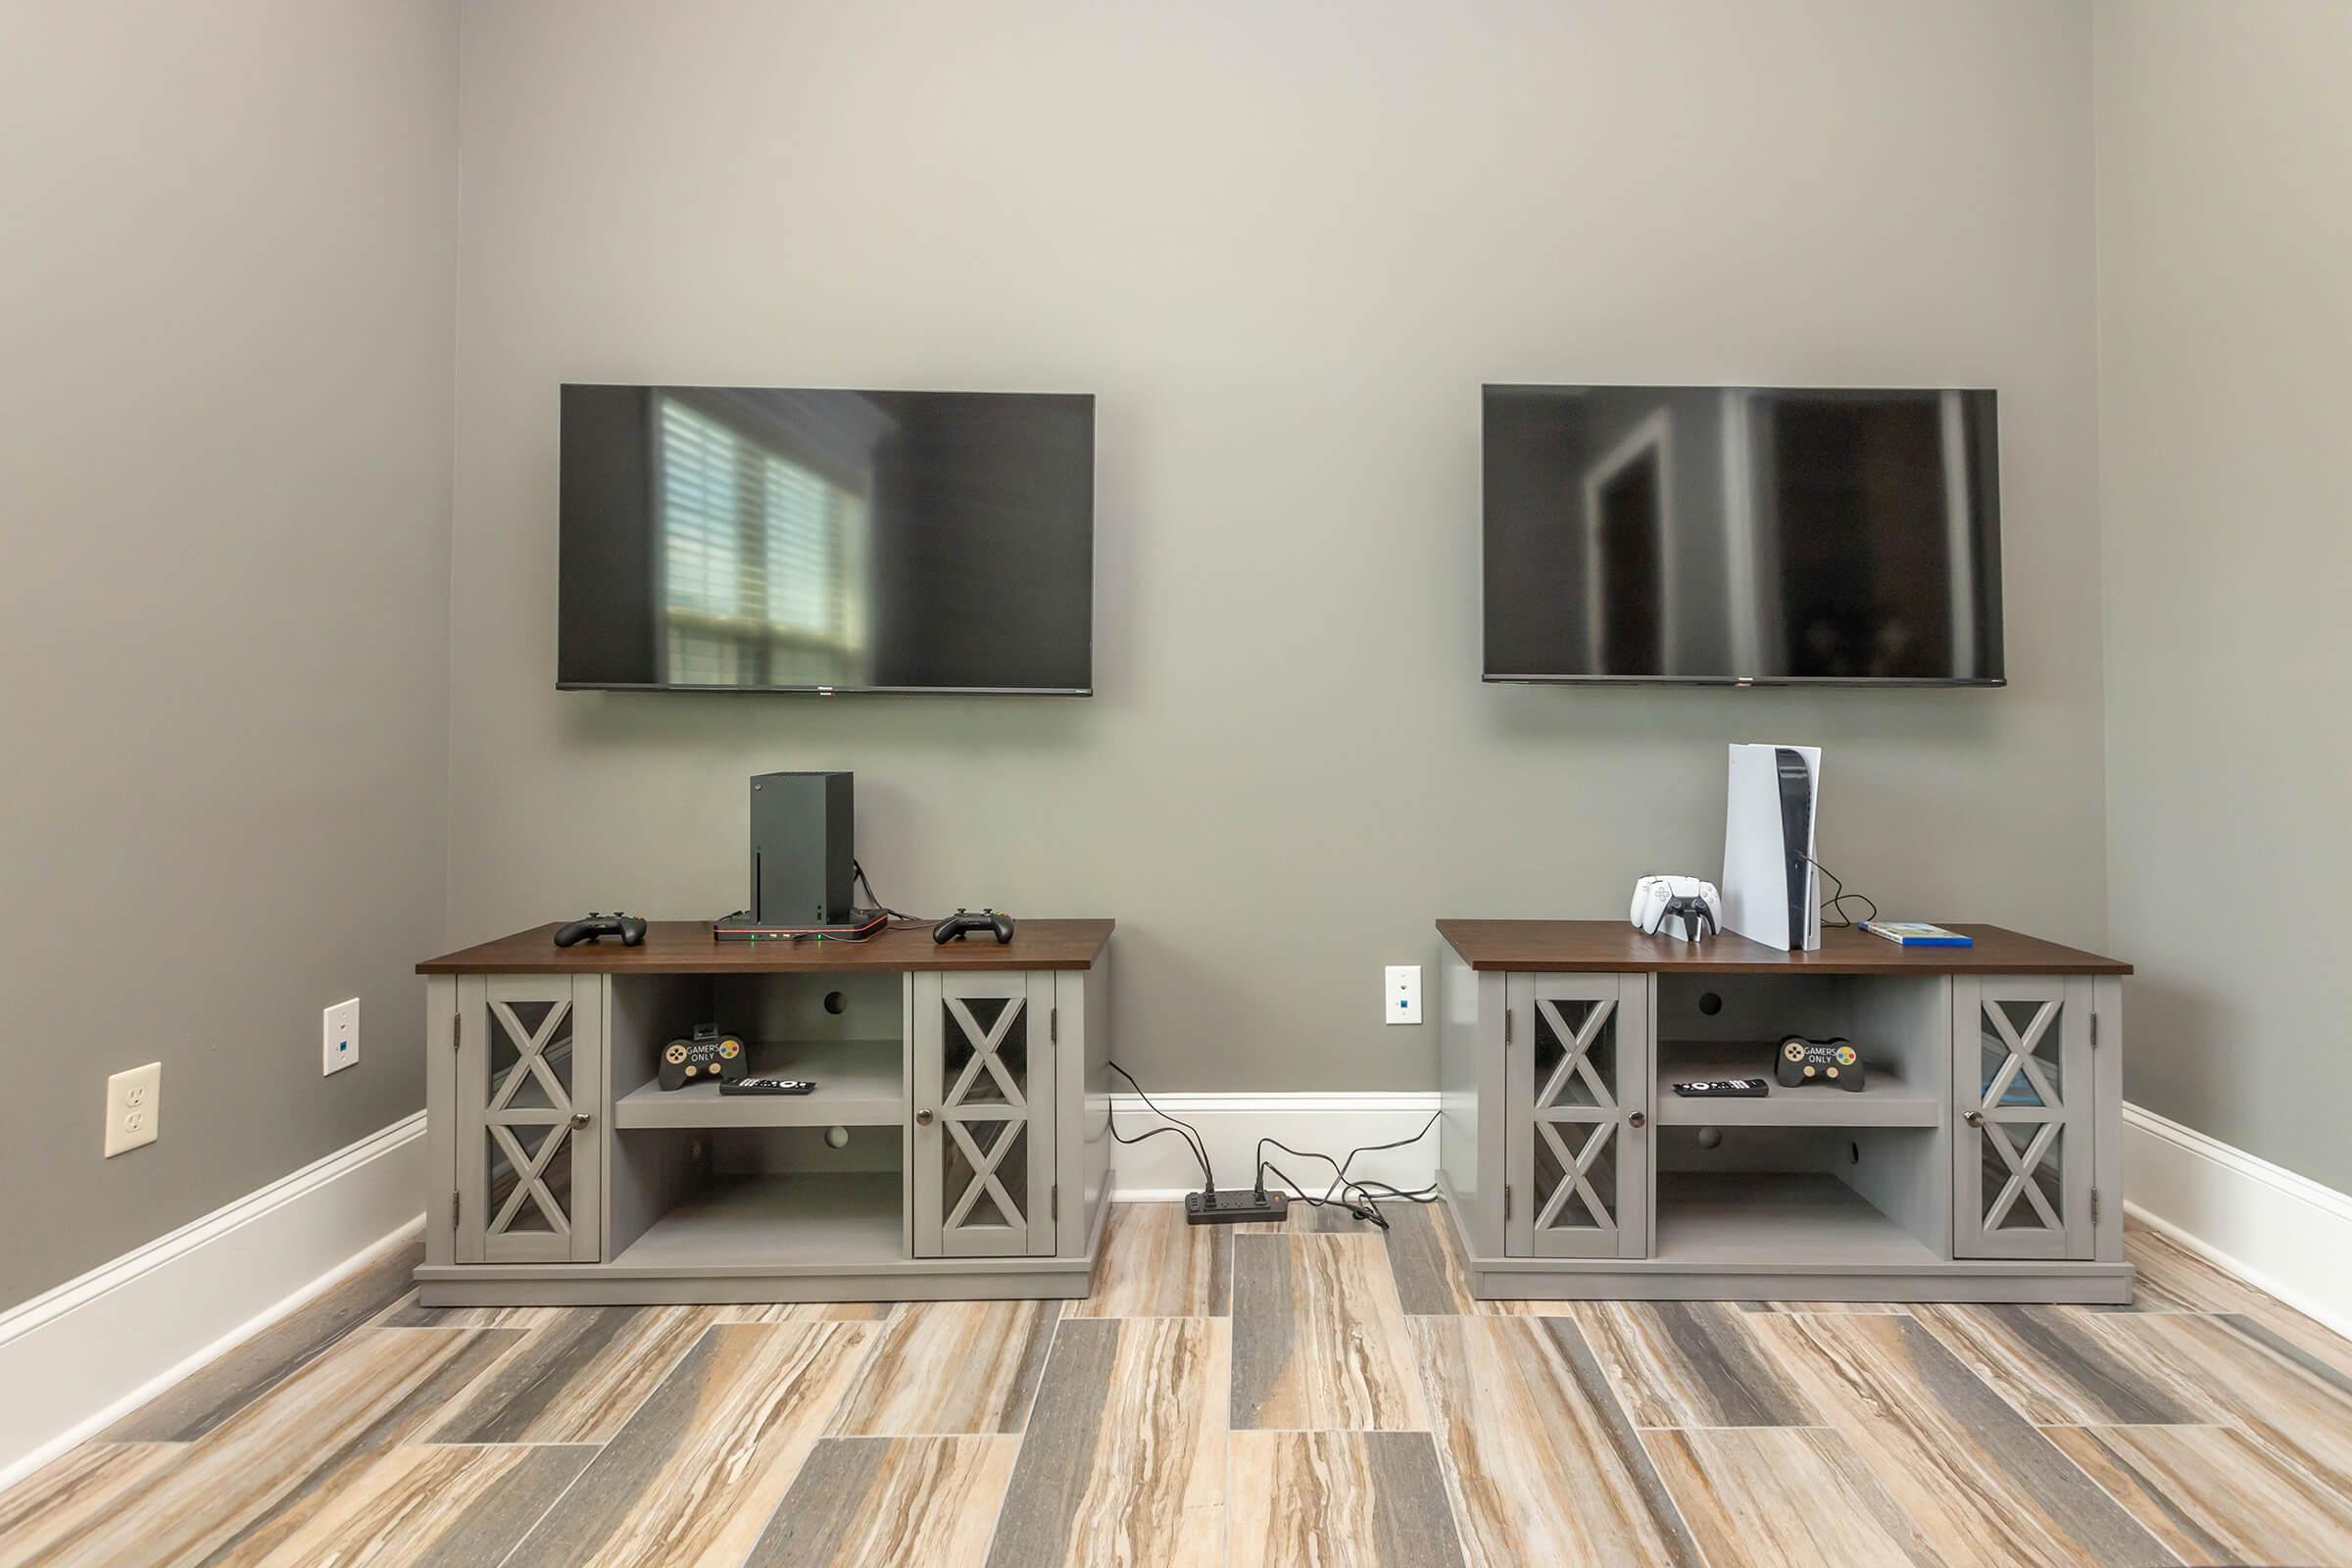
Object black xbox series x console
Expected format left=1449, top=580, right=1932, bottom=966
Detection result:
left=753, top=771, right=854, bottom=924
left=713, top=771, right=884, bottom=941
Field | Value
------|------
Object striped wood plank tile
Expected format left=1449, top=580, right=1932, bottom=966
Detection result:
left=379, top=1293, right=891, bottom=1329
left=372, top=1291, right=565, bottom=1330
left=825, top=1298, right=1062, bottom=1436
left=1246, top=1196, right=1494, bottom=1316
left=1573, top=1302, right=1824, bottom=1428
left=984, top=1316, right=1226, bottom=1568
left=245, top=1443, right=594, bottom=1568
left=1410, top=1315, right=1703, bottom=1567
left=0, top=1443, right=182, bottom=1565
left=1235, top=1200, right=1376, bottom=1234
left=1232, top=1234, right=1428, bottom=1430
left=1736, top=1300, right=1911, bottom=1314
left=1068, top=1202, right=1232, bottom=1317
left=2105, top=1310, right=2352, bottom=1494
left=10, top=1325, right=520, bottom=1568
left=2118, top=1223, right=2278, bottom=1313
left=420, top=1305, right=727, bottom=1444
left=2042, top=1422, right=2352, bottom=1568
left=1912, top=1304, right=2231, bottom=1425
left=2116, top=1226, right=2352, bottom=1372
left=1746, top=1313, right=2169, bottom=1567
left=103, top=1238, right=423, bottom=1441
left=1229, top=1431, right=1467, bottom=1568
left=718, top=1300, right=897, bottom=1324
left=202, top=1327, right=531, bottom=1568
left=1380, top=1203, right=1486, bottom=1315
left=744, top=1435, right=1018, bottom=1567
left=500, top=1321, right=878, bottom=1568
left=1641, top=1428, right=1944, bottom=1568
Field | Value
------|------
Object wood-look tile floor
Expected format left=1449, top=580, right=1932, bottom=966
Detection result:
left=8, top=1211, right=2352, bottom=1567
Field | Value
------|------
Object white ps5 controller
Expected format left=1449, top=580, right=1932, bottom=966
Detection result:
left=1631, top=875, right=1724, bottom=940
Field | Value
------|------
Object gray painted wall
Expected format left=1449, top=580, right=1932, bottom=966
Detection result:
left=0, top=0, right=457, bottom=1308
left=2094, top=1, right=2352, bottom=1191
left=449, top=0, right=2108, bottom=1093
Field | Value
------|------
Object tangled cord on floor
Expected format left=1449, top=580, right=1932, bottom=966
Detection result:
left=1106, top=1059, right=1440, bottom=1230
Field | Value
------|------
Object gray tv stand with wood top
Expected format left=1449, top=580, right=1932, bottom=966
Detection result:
left=1437, top=921, right=2135, bottom=1304
left=412, top=919, right=1113, bottom=1307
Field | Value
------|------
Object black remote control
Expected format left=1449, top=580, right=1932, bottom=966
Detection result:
left=1672, top=1078, right=1769, bottom=1098
left=719, top=1077, right=815, bottom=1097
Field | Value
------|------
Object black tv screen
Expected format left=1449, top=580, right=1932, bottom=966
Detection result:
left=560, top=386, right=1094, bottom=693
left=1483, top=385, right=2004, bottom=684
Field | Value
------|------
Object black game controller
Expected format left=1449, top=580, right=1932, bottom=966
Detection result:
left=1659, top=894, right=1717, bottom=942
left=1776, top=1035, right=1865, bottom=1091
left=932, top=907, right=1015, bottom=945
left=554, top=912, right=648, bottom=948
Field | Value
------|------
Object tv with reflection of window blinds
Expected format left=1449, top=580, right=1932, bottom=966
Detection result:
left=1483, top=385, right=2005, bottom=685
left=559, top=386, right=1095, bottom=694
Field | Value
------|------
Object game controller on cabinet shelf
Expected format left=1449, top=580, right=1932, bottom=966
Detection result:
left=1631, top=876, right=1721, bottom=941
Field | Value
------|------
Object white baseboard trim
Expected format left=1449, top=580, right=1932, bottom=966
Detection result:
left=2122, top=1101, right=2352, bottom=1341
left=0, top=1112, right=427, bottom=1490
left=1105, top=1092, right=1443, bottom=1201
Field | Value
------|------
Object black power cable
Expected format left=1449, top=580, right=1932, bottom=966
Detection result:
left=1260, top=1160, right=1379, bottom=1224
left=1106, top=1062, right=1443, bottom=1229
left=1803, top=855, right=1879, bottom=929
left=851, top=858, right=933, bottom=929
left=1107, top=1060, right=1216, bottom=1191
left=1248, top=1108, right=1443, bottom=1230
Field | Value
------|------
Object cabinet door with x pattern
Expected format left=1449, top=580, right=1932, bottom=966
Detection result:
left=911, top=970, right=1057, bottom=1257
left=454, top=973, right=605, bottom=1264
left=1952, top=976, right=2094, bottom=1260
left=1506, top=972, right=1651, bottom=1259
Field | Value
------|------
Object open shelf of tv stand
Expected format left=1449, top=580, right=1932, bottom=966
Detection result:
left=1657, top=1040, right=1938, bottom=1127
left=610, top=1172, right=904, bottom=1271
left=1651, top=1171, right=1941, bottom=1269
left=612, top=1038, right=904, bottom=1129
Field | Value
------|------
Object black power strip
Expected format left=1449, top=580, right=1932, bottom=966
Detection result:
left=1184, top=1188, right=1289, bottom=1226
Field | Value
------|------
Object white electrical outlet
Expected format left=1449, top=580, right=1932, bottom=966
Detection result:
left=105, top=1062, right=162, bottom=1156
left=1386, top=964, right=1422, bottom=1025
left=323, top=998, right=360, bottom=1075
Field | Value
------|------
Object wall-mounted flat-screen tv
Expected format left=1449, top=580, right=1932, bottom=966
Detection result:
left=560, top=386, right=1095, bottom=694
left=1483, top=385, right=2004, bottom=685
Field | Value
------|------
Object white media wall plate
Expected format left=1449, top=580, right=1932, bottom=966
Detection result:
left=104, top=1062, right=161, bottom=1156
left=323, top=998, right=360, bottom=1075
left=1387, top=964, right=1422, bottom=1024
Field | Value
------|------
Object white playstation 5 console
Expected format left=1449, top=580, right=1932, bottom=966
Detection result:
left=1722, top=743, right=1822, bottom=952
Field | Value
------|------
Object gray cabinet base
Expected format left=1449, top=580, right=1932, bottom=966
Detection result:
left=415, top=1174, right=1112, bottom=1307
left=1436, top=1179, right=2132, bottom=1304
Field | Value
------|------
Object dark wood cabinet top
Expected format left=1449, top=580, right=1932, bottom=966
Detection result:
left=1436, top=920, right=2130, bottom=975
left=418, top=919, right=1114, bottom=975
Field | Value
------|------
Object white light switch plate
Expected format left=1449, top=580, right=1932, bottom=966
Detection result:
left=323, top=998, right=360, bottom=1075
left=105, top=1062, right=161, bottom=1156
left=1386, top=964, right=1422, bottom=1025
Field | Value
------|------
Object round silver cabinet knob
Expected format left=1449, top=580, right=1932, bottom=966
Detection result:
left=915, top=1109, right=935, bottom=1126
left=1964, top=1110, right=1985, bottom=1127
left=1628, top=1110, right=1646, bottom=1129
left=570, top=1111, right=591, bottom=1130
